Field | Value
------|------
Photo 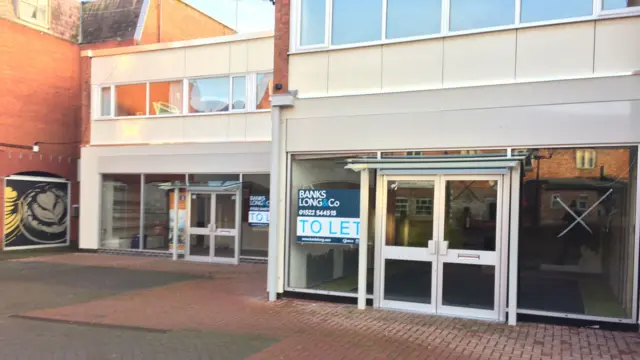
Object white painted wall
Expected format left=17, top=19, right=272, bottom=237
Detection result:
left=289, top=18, right=640, bottom=97
left=283, top=75, right=640, bottom=152
left=90, top=113, right=271, bottom=145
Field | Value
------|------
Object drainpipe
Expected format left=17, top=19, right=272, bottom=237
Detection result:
left=267, top=106, right=281, bottom=301
left=267, top=92, right=295, bottom=302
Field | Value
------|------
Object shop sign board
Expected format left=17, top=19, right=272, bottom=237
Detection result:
left=249, top=195, right=270, bottom=227
left=296, top=189, right=360, bottom=245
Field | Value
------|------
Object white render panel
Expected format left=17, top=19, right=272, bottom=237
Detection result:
left=289, top=52, right=330, bottom=95
left=230, top=41, right=249, bottom=73
left=516, top=22, right=595, bottom=81
left=245, top=113, right=272, bottom=141
left=443, top=31, right=516, bottom=87
left=382, top=39, right=444, bottom=91
left=182, top=115, right=230, bottom=142
left=283, top=76, right=640, bottom=152
left=595, top=17, right=640, bottom=74
left=247, top=38, right=275, bottom=72
left=91, top=49, right=186, bottom=84
left=328, top=47, right=383, bottom=94
left=91, top=113, right=272, bottom=145
left=185, top=43, right=231, bottom=77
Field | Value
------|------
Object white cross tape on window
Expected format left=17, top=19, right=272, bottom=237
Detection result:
left=557, top=189, right=614, bottom=238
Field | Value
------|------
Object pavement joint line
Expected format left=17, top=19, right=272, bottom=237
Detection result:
left=8, top=314, right=170, bottom=334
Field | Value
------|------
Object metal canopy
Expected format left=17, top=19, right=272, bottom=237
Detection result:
left=157, top=180, right=242, bottom=192
left=344, top=154, right=528, bottom=171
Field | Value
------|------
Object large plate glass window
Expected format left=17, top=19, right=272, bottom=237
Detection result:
left=603, top=0, right=640, bottom=10
left=300, top=0, right=326, bottom=46
left=256, top=73, right=273, bottom=110
left=149, top=81, right=183, bottom=115
left=518, top=146, right=638, bottom=320
left=520, top=0, right=593, bottom=23
left=288, top=154, right=376, bottom=296
left=332, top=0, right=383, bottom=45
left=449, top=0, right=515, bottom=32
left=386, top=0, right=442, bottom=39
left=100, top=175, right=142, bottom=250
left=231, top=76, right=247, bottom=110
left=188, top=77, right=229, bottom=113
left=115, top=84, right=147, bottom=117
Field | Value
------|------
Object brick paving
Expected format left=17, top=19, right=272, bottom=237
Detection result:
left=9, top=253, right=640, bottom=360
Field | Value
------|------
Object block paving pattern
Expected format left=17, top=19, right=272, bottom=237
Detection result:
left=13, top=253, right=640, bottom=360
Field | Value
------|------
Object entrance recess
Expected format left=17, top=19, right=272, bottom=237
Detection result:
left=186, top=191, right=240, bottom=264
left=380, top=174, right=504, bottom=320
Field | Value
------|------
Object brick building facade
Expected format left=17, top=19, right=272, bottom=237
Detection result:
left=2, top=0, right=238, bottom=249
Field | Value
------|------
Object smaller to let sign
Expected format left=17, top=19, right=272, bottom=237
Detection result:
left=296, top=189, right=360, bottom=245
left=248, top=195, right=270, bottom=227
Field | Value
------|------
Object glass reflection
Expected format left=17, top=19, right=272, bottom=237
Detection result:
left=518, top=147, right=637, bottom=318
left=386, top=180, right=435, bottom=248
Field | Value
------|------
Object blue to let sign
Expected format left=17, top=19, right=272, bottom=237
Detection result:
left=296, top=189, right=360, bottom=245
left=248, top=195, right=269, bottom=227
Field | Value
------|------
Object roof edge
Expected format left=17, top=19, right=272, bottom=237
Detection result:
left=134, top=0, right=151, bottom=42
left=81, top=30, right=274, bottom=57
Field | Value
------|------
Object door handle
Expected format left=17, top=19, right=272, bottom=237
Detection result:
left=439, top=240, right=449, bottom=256
left=427, top=240, right=437, bottom=255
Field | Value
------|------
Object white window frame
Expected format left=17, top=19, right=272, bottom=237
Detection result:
left=17, top=0, right=50, bottom=28
left=576, top=149, right=597, bottom=169
left=577, top=194, right=589, bottom=211
left=98, top=86, right=113, bottom=118
left=293, top=0, right=640, bottom=53
left=414, top=198, right=433, bottom=216
left=95, top=72, right=271, bottom=120
left=394, top=197, right=409, bottom=217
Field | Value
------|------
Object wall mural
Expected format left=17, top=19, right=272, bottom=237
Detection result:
left=4, top=179, right=69, bottom=248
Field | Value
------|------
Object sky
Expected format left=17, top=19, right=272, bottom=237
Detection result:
left=185, top=0, right=275, bottom=33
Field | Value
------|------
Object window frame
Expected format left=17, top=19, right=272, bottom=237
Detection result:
left=96, top=72, right=271, bottom=120
left=17, top=0, right=50, bottom=28
left=577, top=194, right=589, bottom=211
left=414, top=198, right=433, bottom=216
left=293, top=0, right=640, bottom=52
left=394, top=197, right=409, bottom=217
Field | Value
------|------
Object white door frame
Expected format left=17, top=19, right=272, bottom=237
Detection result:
left=379, top=175, right=439, bottom=314
left=185, top=190, right=241, bottom=265
left=377, top=172, right=508, bottom=321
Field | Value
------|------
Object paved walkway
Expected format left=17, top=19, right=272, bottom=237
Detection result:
left=3, top=252, right=640, bottom=359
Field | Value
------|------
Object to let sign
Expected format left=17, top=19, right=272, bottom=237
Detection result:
left=296, top=189, right=360, bottom=245
left=248, top=195, right=269, bottom=227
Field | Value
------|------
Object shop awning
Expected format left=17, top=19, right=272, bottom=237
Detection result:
left=344, top=154, right=528, bottom=171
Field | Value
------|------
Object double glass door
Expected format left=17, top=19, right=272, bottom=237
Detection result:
left=187, top=192, right=240, bottom=264
left=380, top=174, right=504, bottom=320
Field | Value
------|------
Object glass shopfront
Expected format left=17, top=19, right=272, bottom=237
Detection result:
left=285, top=146, right=639, bottom=323
left=99, top=173, right=270, bottom=263
left=287, top=154, right=376, bottom=296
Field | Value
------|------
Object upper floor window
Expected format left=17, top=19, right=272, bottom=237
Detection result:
left=295, top=0, right=640, bottom=50
left=449, top=0, right=515, bottom=32
left=256, top=73, right=274, bottom=110
left=386, top=0, right=442, bottom=39
left=18, top=0, right=49, bottom=28
left=521, top=0, right=593, bottom=23
left=576, top=149, right=596, bottom=169
left=604, top=0, right=640, bottom=10
left=98, top=72, right=272, bottom=119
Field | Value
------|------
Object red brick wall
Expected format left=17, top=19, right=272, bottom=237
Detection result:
left=0, top=0, right=79, bottom=42
left=274, top=0, right=290, bottom=94
left=140, top=0, right=235, bottom=45
left=80, top=39, right=137, bottom=52
left=0, top=17, right=80, bottom=247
